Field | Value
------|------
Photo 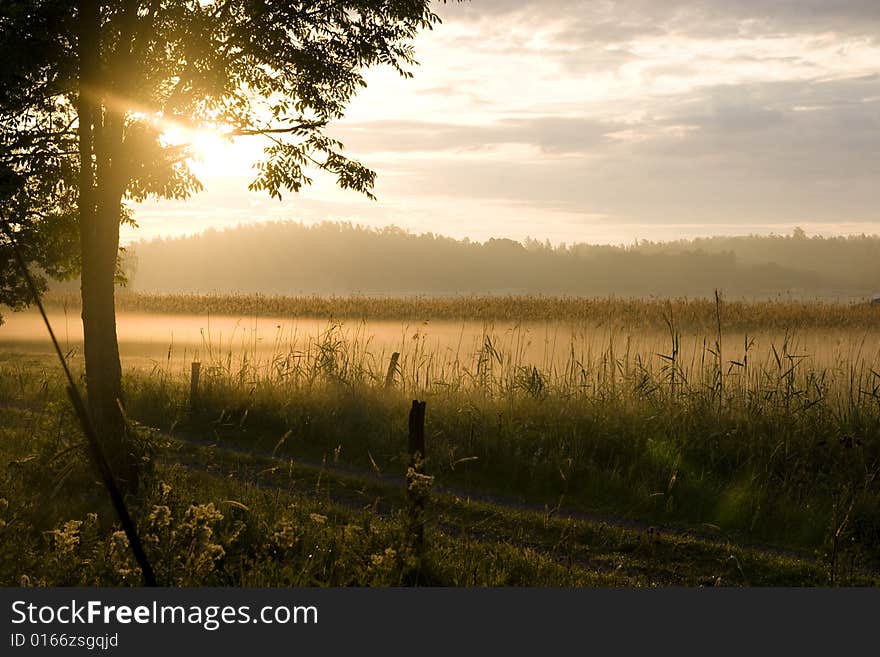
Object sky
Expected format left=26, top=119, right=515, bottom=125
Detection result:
left=129, top=1, right=880, bottom=246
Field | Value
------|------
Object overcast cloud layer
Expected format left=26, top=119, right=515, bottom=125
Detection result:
left=133, top=0, right=880, bottom=245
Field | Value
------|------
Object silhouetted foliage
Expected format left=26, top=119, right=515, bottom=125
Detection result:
left=128, top=222, right=880, bottom=298
left=0, top=0, right=80, bottom=322
left=0, top=162, right=79, bottom=323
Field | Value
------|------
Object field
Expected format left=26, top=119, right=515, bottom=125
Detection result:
left=42, top=290, right=880, bottom=329
left=2, top=293, right=880, bottom=586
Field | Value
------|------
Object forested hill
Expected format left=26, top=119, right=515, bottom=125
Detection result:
left=126, top=221, right=880, bottom=299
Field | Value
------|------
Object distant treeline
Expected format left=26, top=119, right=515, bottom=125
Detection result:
left=126, top=221, right=880, bottom=298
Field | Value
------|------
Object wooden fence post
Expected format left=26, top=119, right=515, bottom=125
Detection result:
left=190, top=361, right=201, bottom=416
left=384, top=352, right=401, bottom=389
left=408, top=399, right=426, bottom=465
left=407, top=400, right=428, bottom=566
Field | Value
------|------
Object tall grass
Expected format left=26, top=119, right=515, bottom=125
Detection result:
left=118, top=311, right=880, bottom=570
left=41, top=291, right=880, bottom=331
left=3, top=298, right=880, bottom=583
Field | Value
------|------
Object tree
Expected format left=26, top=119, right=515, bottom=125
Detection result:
left=0, top=0, right=459, bottom=491
left=0, top=1, right=80, bottom=321
left=0, top=162, right=79, bottom=323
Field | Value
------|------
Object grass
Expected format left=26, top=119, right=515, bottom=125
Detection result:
left=115, top=308, right=880, bottom=557
left=2, top=293, right=880, bottom=585
left=0, top=388, right=853, bottom=587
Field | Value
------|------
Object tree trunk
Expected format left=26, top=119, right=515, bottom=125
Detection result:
left=76, top=0, right=141, bottom=493
left=80, top=198, right=133, bottom=487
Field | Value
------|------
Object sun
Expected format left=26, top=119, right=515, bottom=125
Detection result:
left=159, top=123, right=248, bottom=180
left=186, top=130, right=234, bottom=178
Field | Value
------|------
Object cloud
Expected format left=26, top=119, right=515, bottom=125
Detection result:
left=344, top=73, right=880, bottom=173
left=136, top=1, right=880, bottom=245
left=334, top=71, right=880, bottom=230
left=645, top=75, right=880, bottom=177
left=337, top=116, right=618, bottom=154
left=446, top=1, right=880, bottom=41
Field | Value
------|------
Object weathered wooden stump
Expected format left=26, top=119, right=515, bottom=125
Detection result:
left=384, top=352, right=401, bottom=389
left=406, top=400, right=428, bottom=579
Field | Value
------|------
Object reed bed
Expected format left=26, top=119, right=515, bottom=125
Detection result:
left=41, top=291, right=880, bottom=331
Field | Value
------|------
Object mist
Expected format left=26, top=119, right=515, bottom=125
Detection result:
left=125, top=221, right=880, bottom=299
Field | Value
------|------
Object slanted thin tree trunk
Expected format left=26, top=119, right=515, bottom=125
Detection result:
left=76, top=0, right=139, bottom=492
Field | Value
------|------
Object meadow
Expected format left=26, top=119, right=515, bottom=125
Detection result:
left=1, top=293, right=879, bottom=586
